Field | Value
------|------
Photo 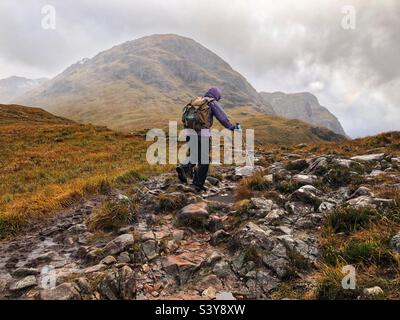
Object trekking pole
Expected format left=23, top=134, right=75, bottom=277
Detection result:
left=233, top=124, right=254, bottom=168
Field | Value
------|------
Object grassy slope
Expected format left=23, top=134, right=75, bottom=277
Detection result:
left=128, top=105, right=344, bottom=145
left=230, top=107, right=342, bottom=145
left=0, top=102, right=344, bottom=236
left=0, top=104, right=170, bottom=236
left=259, top=131, right=400, bottom=159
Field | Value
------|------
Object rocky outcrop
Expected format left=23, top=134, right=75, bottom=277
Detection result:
left=98, top=266, right=136, bottom=300
left=259, top=91, right=346, bottom=135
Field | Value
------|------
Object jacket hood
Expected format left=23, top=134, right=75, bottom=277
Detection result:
left=205, top=87, right=222, bottom=101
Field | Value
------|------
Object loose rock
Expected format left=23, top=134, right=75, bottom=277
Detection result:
left=104, top=234, right=134, bottom=256
left=40, top=283, right=81, bottom=300
left=9, top=276, right=37, bottom=291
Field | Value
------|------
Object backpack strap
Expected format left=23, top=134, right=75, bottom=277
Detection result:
left=183, top=97, right=214, bottom=112
left=203, top=97, right=215, bottom=104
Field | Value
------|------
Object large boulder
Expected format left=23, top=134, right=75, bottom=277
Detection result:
left=230, top=222, right=275, bottom=256
left=235, top=166, right=255, bottom=177
left=332, top=158, right=365, bottom=172
left=262, top=243, right=289, bottom=278
left=245, top=270, right=280, bottom=294
left=265, top=208, right=286, bottom=223
left=351, top=153, right=385, bottom=162
left=98, top=266, right=136, bottom=300
left=304, top=157, right=329, bottom=175
left=176, top=202, right=209, bottom=228
left=292, top=174, right=318, bottom=186
left=346, top=196, right=374, bottom=208
left=9, top=276, right=37, bottom=292
left=286, top=159, right=309, bottom=172
left=263, top=234, right=317, bottom=279
left=346, top=196, right=393, bottom=209
left=285, top=201, right=314, bottom=216
left=235, top=166, right=264, bottom=177
left=290, top=185, right=323, bottom=206
left=104, top=234, right=134, bottom=256
left=248, top=197, right=278, bottom=217
left=141, top=239, right=158, bottom=260
left=162, top=255, right=199, bottom=285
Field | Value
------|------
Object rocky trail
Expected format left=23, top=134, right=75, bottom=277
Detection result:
left=1, top=151, right=400, bottom=300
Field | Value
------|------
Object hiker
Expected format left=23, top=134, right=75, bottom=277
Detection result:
left=176, top=87, right=240, bottom=192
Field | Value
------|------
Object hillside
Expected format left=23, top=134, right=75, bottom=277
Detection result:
left=227, top=107, right=345, bottom=145
left=17, top=34, right=274, bottom=131
left=0, top=118, right=399, bottom=299
left=259, top=92, right=346, bottom=136
left=0, top=104, right=74, bottom=125
left=0, top=76, right=47, bottom=104
left=0, top=103, right=344, bottom=237
left=0, top=104, right=169, bottom=237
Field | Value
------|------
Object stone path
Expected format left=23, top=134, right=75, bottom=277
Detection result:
left=1, top=152, right=399, bottom=300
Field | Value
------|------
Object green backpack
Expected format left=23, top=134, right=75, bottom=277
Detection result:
left=182, top=97, right=214, bottom=131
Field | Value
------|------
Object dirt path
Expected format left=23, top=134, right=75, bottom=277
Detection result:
left=0, top=166, right=248, bottom=300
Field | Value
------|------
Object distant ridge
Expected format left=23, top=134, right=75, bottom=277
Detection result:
left=0, top=104, right=74, bottom=125
left=259, top=91, right=346, bottom=135
left=0, top=76, right=48, bottom=104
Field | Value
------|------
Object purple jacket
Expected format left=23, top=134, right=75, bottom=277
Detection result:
left=201, top=87, right=234, bottom=136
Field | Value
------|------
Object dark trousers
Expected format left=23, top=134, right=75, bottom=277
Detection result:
left=179, top=135, right=210, bottom=187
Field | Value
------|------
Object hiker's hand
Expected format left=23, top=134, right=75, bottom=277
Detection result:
left=234, top=123, right=241, bottom=131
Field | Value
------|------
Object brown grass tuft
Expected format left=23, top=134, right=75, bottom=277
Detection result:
left=87, top=198, right=136, bottom=232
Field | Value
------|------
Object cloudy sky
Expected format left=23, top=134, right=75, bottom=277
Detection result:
left=0, top=0, right=399, bottom=137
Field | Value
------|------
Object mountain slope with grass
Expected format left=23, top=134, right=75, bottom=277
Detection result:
left=0, top=103, right=343, bottom=236
left=228, top=107, right=345, bottom=145
left=0, top=104, right=74, bottom=125
left=260, top=91, right=346, bottom=136
left=0, top=104, right=169, bottom=236
left=0, top=124, right=399, bottom=300
left=16, top=34, right=274, bottom=131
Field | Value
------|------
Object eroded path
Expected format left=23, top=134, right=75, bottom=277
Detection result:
left=1, top=151, right=399, bottom=300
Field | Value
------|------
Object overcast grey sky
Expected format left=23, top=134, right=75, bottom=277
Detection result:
left=0, top=0, right=399, bottom=137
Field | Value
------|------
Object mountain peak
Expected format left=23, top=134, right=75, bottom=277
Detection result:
left=16, top=34, right=274, bottom=130
left=260, top=91, right=346, bottom=136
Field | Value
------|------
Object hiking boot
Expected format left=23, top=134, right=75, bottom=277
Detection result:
left=192, top=184, right=208, bottom=192
left=176, top=166, right=188, bottom=184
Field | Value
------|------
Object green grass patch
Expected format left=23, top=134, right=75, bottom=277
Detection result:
left=326, top=207, right=376, bottom=234
left=115, top=170, right=147, bottom=185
